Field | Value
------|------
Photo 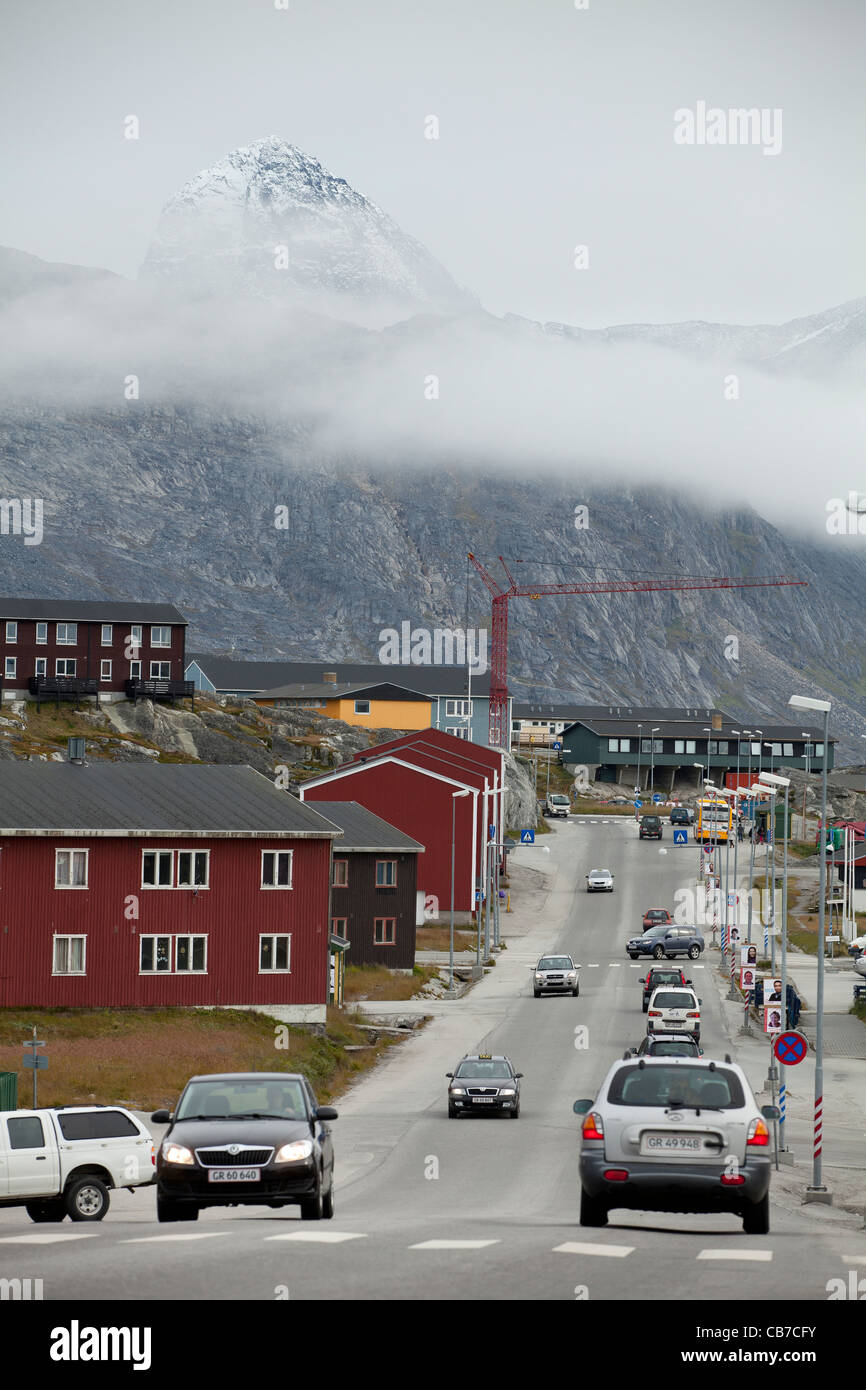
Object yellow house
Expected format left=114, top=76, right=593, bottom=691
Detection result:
left=253, top=680, right=433, bottom=731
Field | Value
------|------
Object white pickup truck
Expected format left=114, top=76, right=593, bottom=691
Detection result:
left=0, top=1105, right=155, bottom=1222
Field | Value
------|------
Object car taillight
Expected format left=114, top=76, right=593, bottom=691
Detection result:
left=583, top=1112, right=604, bottom=1141
left=686, top=1011, right=700, bottom=1017
left=721, top=1173, right=745, bottom=1186
left=747, top=1118, right=770, bottom=1147
left=648, top=1010, right=662, bottom=1017
left=150, top=1143, right=156, bottom=1166
left=604, top=1169, right=628, bottom=1182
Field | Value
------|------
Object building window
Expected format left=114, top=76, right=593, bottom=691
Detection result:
left=717, top=741, right=729, bottom=755
left=771, top=742, right=782, bottom=757
left=35, top=658, right=46, bottom=677
left=177, top=850, right=209, bottom=888
left=332, top=858, right=348, bottom=887
left=331, top=918, right=348, bottom=939
left=150, top=661, right=171, bottom=679
left=708, top=741, right=717, bottom=755
left=100, top=660, right=112, bottom=681
left=140, top=936, right=171, bottom=972
left=750, top=742, right=761, bottom=756
left=374, top=918, right=396, bottom=945
left=261, top=850, right=293, bottom=888
left=101, top=624, right=112, bottom=645
left=175, top=936, right=207, bottom=972
left=783, top=743, right=793, bottom=756
left=450, top=726, right=470, bottom=739
left=56, top=623, right=77, bottom=645
left=446, top=699, right=471, bottom=717
left=608, top=738, right=619, bottom=752
left=142, top=850, right=174, bottom=887
left=5, top=622, right=16, bottom=642
left=685, top=740, right=695, bottom=754
left=354, top=699, right=371, bottom=715
left=151, top=626, right=172, bottom=648
left=130, top=661, right=141, bottom=680
left=619, top=738, right=630, bottom=753
left=260, top=934, right=291, bottom=972
left=376, top=860, right=397, bottom=887
left=4, top=657, right=15, bottom=679
left=55, top=658, right=77, bottom=676
left=674, top=740, right=684, bottom=754
left=128, top=626, right=142, bottom=657
left=641, top=739, right=652, bottom=754
left=55, top=849, right=88, bottom=888
left=815, top=743, right=825, bottom=757
left=35, top=622, right=47, bottom=644
left=53, top=935, right=86, bottom=974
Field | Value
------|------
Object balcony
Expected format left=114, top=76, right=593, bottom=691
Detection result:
left=27, top=675, right=100, bottom=707
left=125, top=678, right=195, bottom=708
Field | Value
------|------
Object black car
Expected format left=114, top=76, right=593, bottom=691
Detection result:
left=446, top=1054, right=523, bottom=1118
left=641, top=965, right=690, bottom=1011
left=669, top=807, right=693, bottom=826
left=152, top=1072, right=337, bottom=1222
left=626, top=924, right=705, bottom=960
left=639, top=815, right=663, bottom=839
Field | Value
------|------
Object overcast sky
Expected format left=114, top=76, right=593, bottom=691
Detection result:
left=2, top=0, right=864, bottom=329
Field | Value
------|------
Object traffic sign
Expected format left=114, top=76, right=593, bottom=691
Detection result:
left=23, top=1040, right=45, bottom=1048
left=634, top=799, right=642, bottom=809
left=520, top=829, right=535, bottom=844
left=552, top=741, right=562, bottom=751
left=652, top=793, right=662, bottom=804
left=22, top=1055, right=48, bottom=1070
left=673, top=829, right=688, bottom=845
left=774, top=1031, right=808, bottom=1066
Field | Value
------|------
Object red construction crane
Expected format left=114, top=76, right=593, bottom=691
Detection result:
left=466, top=554, right=808, bottom=749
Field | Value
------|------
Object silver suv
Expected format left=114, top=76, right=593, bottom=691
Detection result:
left=574, top=1055, right=777, bottom=1233
left=533, top=955, right=580, bottom=997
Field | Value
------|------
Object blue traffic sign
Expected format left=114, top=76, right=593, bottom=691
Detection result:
left=652, top=793, right=662, bottom=803
left=552, top=741, right=562, bottom=751
left=673, top=829, right=688, bottom=845
left=634, top=799, right=642, bottom=809
left=520, top=829, right=535, bottom=844
left=774, top=1031, right=808, bottom=1066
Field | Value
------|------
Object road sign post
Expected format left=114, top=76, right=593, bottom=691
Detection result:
left=22, top=1027, right=47, bottom=1109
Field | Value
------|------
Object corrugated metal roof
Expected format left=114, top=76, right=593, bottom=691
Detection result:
left=564, top=718, right=833, bottom=741
left=256, top=681, right=431, bottom=701
left=0, top=764, right=339, bottom=837
left=186, top=654, right=491, bottom=697
left=514, top=703, right=734, bottom=720
left=310, top=802, right=424, bottom=853
left=0, top=597, right=187, bottom=624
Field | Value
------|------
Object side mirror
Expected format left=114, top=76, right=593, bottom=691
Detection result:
left=761, top=1105, right=781, bottom=1121
left=316, top=1105, right=338, bottom=1121
left=698, top=1047, right=704, bottom=1055
left=573, top=1099, right=593, bottom=1115
left=514, top=1072, right=524, bottom=1079
left=150, top=1110, right=171, bottom=1124
left=698, top=999, right=703, bottom=1005
left=445, top=1072, right=453, bottom=1078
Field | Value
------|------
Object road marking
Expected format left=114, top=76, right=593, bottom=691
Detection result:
left=693, top=965, right=706, bottom=970
left=608, top=963, right=621, bottom=968
left=553, top=1241, right=634, bottom=1258
left=266, top=1231, right=368, bottom=1244
left=587, top=964, right=600, bottom=968
left=409, top=1239, right=500, bottom=1250
left=0, top=1232, right=100, bottom=1244
left=123, top=1232, right=228, bottom=1244
left=629, top=964, right=642, bottom=969
left=696, top=1249, right=772, bottom=1262
left=842, top=1255, right=866, bottom=1265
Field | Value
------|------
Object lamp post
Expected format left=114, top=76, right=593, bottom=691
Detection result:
left=764, top=741, right=775, bottom=776
left=760, top=770, right=792, bottom=1160
left=450, top=788, right=472, bottom=991
left=636, top=724, right=643, bottom=794
left=754, top=728, right=763, bottom=780
left=650, top=728, right=660, bottom=795
left=693, top=762, right=706, bottom=879
left=789, top=694, right=832, bottom=1203
left=746, top=782, right=766, bottom=946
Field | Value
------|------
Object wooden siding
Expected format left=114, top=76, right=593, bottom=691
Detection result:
left=0, top=619, right=186, bottom=695
left=331, top=851, right=418, bottom=968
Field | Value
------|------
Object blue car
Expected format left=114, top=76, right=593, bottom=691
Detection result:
left=626, top=924, right=704, bottom=960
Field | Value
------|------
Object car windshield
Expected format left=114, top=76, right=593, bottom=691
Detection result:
left=590, top=869, right=610, bottom=878
left=649, top=972, right=682, bottom=985
left=652, top=992, right=696, bottom=1008
left=176, top=1079, right=308, bottom=1120
left=646, top=911, right=667, bottom=918
left=650, top=1042, right=698, bottom=1056
left=549, top=796, right=569, bottom=805
left=608, top=1065, right=745, bottom=1108
left=539, top=957, right=572, bottom=970
left=454, top=1061, right=512, bottom=1080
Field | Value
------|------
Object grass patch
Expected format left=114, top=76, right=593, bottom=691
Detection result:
left=572, top=800, right=635, bottom=816
left=415, top=925, right=477, bottom=953
left=343, top=963, right=440, bottom=1002
left=788, top=840, right=818, bottom=859
left=852, top=1001, right=866, bottom=1024
left=0, top=1006, right=406, bottom=1110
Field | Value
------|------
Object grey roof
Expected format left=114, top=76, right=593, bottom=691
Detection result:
left=515, top=703, right=736, bottom=721
left=255, top=681, right=431, bottom=702
left=0, top=764, right=340, bottom=838
left=186, top=654, right=491, bottom=697
left=563, top=717, right=833, bottom=742
left=0, top=597, right=187, bottom=624
left=309, top=802, right=424, bottom=853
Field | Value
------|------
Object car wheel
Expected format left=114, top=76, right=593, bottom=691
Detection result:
left=628, top=953, right=638, bottom=960
left=300, top=1184, right=324, bottom=1221
left=65, top=1176, right=109, bottom=1222
left=572, top=986, right=580, bottom=997
left=26, top=1199, right=66, bottom=1223
left=652, top=945, right=665, bottom=959
left=510, top=1106, right=520, bottom=1119
left=688, top=945, right=701, bottom=959
left=579, top=1187, right=608, bottom=1228
left=322, top=1177, right=335, bottom=1220
left=642, top=999, right=649, bottom=1012
left=156, top=1193, right=198, bottom=1222
left=742, top=1192, right=770, bottom=1235
left=533, top=989, right=541, bottom=998
left=448, top=1104, right=458, bottom=1118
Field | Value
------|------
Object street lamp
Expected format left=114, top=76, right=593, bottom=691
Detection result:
left=693, top=762, right=706, bottom=876
left=636, top=724, right=643, bottom=794
left=650, top=728, right=660, bottom=795
left=747, top=782, right=768, bottom=946
left=760, top=769, right=792, bottom=1159
left=450, top=788, right=472, bottom=991
left=754, top=729, right=763, bottom=779
left=764, top=741, right=775, bottom=775
left=789, top=693, right=832, bottom=1202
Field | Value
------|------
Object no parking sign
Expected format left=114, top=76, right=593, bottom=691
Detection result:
left=774, top=1031, right=808, bottom=1065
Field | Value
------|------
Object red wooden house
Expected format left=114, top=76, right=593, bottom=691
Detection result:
left=0, top=762, right=339, bottom=1020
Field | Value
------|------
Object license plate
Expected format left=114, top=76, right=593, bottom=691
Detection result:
left=640, top=1133, right=704, bottom=1154
left=665, top=1020, right=684, bottom=1028
left=472, top=1097, right=496, bottom=1104
left=207, top=1168, right=261, bottom=1182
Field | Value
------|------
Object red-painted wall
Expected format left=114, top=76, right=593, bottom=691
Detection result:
left=0, top=834, right=331, bottom=1007
left=0, top=619, right=186, bottom=694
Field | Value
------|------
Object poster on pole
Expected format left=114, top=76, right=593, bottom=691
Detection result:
left=741, top=966, right=760, bottom=993
left=763, top=1004, right=784, bottom=1035
left=740, top=944, right=758, bottom=967
left=765, top=976, right=783, bottom=1004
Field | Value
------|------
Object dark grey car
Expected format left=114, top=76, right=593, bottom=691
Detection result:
left=626, top=925, right=705, bottom=960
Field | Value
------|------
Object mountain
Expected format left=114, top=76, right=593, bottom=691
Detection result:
left=0, top=246, right=119, bottom=306
left=139, top=136, right=475, bottom=325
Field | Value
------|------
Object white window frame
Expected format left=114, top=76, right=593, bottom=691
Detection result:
left=56, top=623, right=77, bottom=646
left=674, top=739, right=685, bottom=754
left=149, top=661, right=171, bottom=678
left=100, top=659, right=112, bottom=681
left=685, top=739, right=696, bottom=754
left=354, top=699, right=371, bottom=715
left=261, top=850, right=293, bottom=889
left=619, top=738, right=631, bottom=753
left=177, top=849, right=210, bottom=889
left=4, top=657, right=15, bottom=679
left=374, top=917, right=396, bottom=945
left=34, top=657, right=46, bottom=677
left=139, top=935, right=172, bottom=973
left=450, top=726, right=470, bottom=739
left=129, top=660, right=142, bottom=680
left=445, top=699, right=472, bottom=718
left=259, top=933, right=291, bottom=973
left=55, top=658, right=77, bottom=677
left=783, top=743, right=793, bottom=756
left=35, top=622, right=47, bottom=645
left=173, top=935, right=208, bottom=973
left=5, top=622, right=16, bottom=643
left=100, top=624, right=113, bottom=645
left=55, top=848, right=89, bottom=889
left=376, top=859, right=397, bottom=888
left=141, top=849, right=174, bottom=888
left=52, top=935, right=86, bottom=975
left=608, top=738, right=619, bottom=752
left=150, top=625, right=171, bottom=648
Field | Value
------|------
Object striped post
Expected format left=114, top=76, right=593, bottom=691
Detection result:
left=779, top=1081, right=786, bottom=1128
left=814, top=1095, right=823, bottom=1162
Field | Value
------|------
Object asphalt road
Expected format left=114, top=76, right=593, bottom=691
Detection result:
left=2, top=816, right=864, bottom=1302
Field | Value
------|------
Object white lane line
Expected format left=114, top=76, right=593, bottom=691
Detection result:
left=842, top=1255, right=866, bottom=1265
left=409, top=1239, right=500, bottom=1250
left=553, top=1241, right=634, bottom=1258
left=0, top=1232, right=100, bottom=1245
left=629, top=964, right=642, bottom=969
left=696, top=1249, right=773, bottom=1262
left=122, top=1232, right=228, bottom=1244
left=609, top=963, right=621, bottom=968
left=266, top=1231, right=368, bottom=1244
left=587, top=964, right=600, bottom=968
left=693, top=965, right=706, bottom=970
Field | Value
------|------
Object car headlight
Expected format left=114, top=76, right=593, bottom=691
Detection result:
left=275, top=1139, right=314, bottom=1163
left=499, top=1088, right=516, bottom=1096
left=566, top=972, right=576, bottom=981
left=450, top=1086, right=466, bottom=1095
left=162, top=1141, right=194, bottom=1165
left=535, top=973, right=544, bottom=980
